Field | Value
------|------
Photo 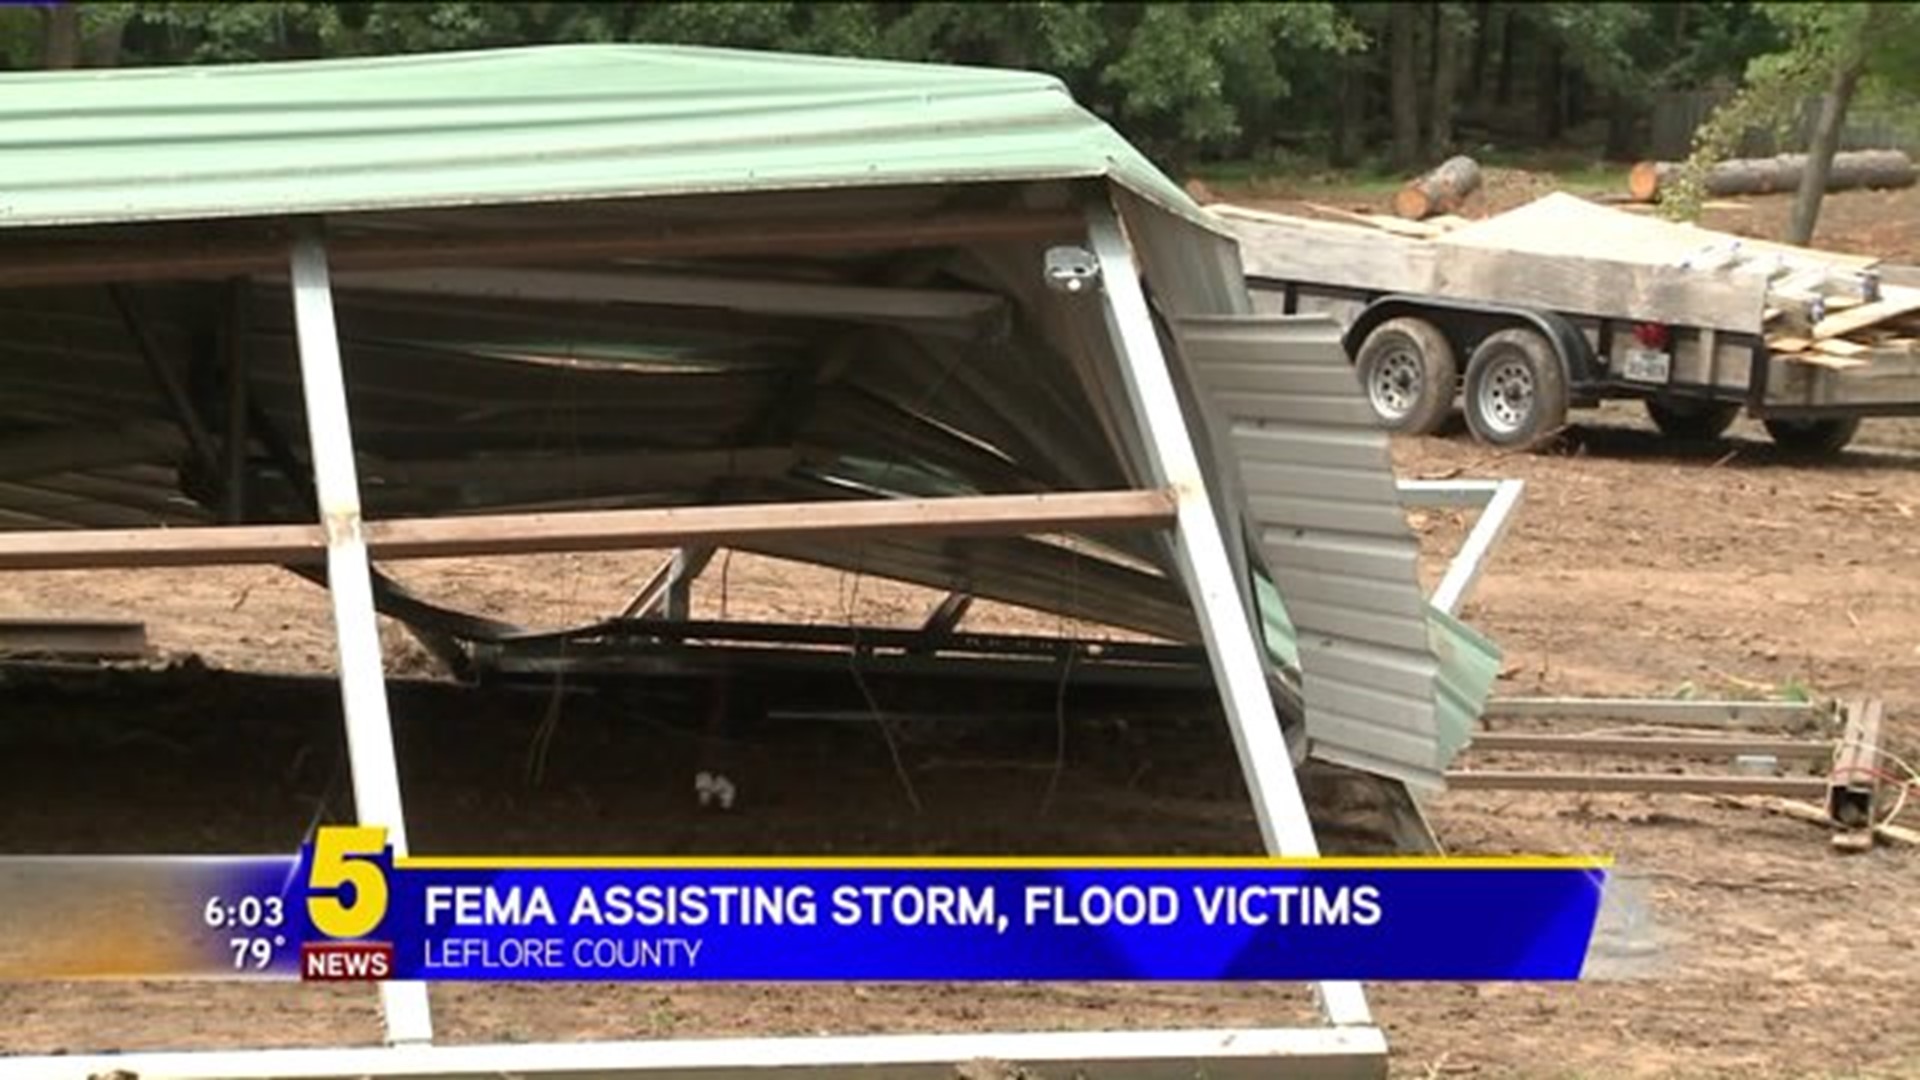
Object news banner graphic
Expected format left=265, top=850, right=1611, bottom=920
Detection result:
left=0, top=828, right=1610, bottom=982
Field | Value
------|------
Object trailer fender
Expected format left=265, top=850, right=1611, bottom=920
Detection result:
left=1341, top=295, right=1601, bottom=392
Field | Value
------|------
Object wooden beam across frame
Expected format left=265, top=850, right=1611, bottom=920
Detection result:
left=0, top=490, right=1177, bottom=572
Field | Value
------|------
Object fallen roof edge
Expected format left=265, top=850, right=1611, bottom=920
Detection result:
left=1, top=43, right=1226, bottom=239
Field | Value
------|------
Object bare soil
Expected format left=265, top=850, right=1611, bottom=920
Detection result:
left=2, top=185, right=1919, bottom=1079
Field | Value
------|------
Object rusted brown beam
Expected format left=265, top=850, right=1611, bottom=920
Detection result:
left=1445, top=771, right=1829, bottom=797
left=0, top=209, right=1085, bottom=289
left=0, top=490, right=1176, bottom=571
left=1828, top=698, right=1884, bottom=835
left=1468, top=732, right=1831, bottom=760
left=0, top=617, right=148, bottom=659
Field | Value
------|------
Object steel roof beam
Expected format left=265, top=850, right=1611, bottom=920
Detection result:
left=0, top=208, right=1085, bottom=289
left=330, top=267, right=1006, bottom=326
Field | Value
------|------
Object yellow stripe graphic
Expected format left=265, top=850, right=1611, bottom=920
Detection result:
left=399, top=855, right=1612, bottom=871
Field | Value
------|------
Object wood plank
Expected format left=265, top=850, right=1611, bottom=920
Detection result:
left=1737, top=795, right=1920, bottom=847
left=1767, top=335, right=1813, bottom=354
left=1812, top=285, right=1920, bottom=340
left=1787, top=351, right=1869, bottom=371
left=1813, top=337, right=1871, bottom=358
left=1218, top=211, right=1439, bottom=294
left=1433, top=241, right=1766, bottom=334
left=0, top=490, right=1177, bottom=571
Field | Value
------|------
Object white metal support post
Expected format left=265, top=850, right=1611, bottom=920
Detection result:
left=288, top=230, right=436, bottom=1047
left=1395, top=479, right=1527, bottom=617
left=1085, top=203, right=1374, bottom=1029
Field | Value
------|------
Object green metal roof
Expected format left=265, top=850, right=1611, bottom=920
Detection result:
left=0, top=43, right=1500, bottom=786
left=0, top=43, right=1204, bottom=231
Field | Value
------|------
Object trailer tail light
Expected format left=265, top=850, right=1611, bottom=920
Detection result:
left=1632, top=322, right=1671, bottom=350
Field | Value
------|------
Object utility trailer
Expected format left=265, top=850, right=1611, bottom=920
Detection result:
left=1218, top=193, right=1920, bottom=452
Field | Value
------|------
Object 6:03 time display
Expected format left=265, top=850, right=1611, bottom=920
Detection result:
left=203, top=895, right=286, bottom=930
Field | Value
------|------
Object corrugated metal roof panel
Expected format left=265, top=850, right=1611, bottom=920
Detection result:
left=0, top=45, right=1209, bottom=234
left=1176, top=313, right=1455, bottom=789
left=1429, top=606, right=1503, bottom=762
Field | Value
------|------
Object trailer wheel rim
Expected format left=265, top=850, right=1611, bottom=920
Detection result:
left=1477, top=356, right=1534, bottom=436
left=1367, top=348, right=1424, bottom=422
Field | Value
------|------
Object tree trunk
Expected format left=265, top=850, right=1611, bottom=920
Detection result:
left=1566, top=71, right=1587, bottom=128
left=1534, top=41, right=1562, bottom=141
left=1333, top=61, right=1367, bottom=168
left=41, top=3, right=81, bottom=69
left=1426, top=6, right=1460, bottom=159
left=1389, top=3, right=1421, bottom=171
left=1395, top=155, right=1482, bottom=219
left=1495, top=9, right=1515, bottom=106
left=1603, top=90, right=1638, bottom=162
left=85, top=10, right=128, bottom=67
left=1468, top=0, right=1491, bottom=102
left=1627, top=150, right=1915, bottom=202
left=1789, top=57, right=1868, bottom=247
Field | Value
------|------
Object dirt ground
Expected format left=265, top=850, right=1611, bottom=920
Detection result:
left=3, top=185, right=1920, bottom=1078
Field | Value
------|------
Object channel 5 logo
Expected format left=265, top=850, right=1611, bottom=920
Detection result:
left=301, top=826, right=397, bottom=980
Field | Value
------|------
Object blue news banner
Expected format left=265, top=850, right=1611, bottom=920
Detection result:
left=165, top=828, right=1611, bottom=983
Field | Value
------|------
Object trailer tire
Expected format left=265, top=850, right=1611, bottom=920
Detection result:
left=1645, top=398, right=1740, bottom=441
left=1354, top=317, right=1457, bottom=435
left=1462, top=328, right=1567, bottom=448
left=1763, top=417, right=1860, bottom=456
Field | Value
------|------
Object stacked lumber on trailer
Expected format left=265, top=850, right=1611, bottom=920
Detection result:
left=1757, top=259, right=1920, bottom=371
left=1215, top=191, right=1920, bottom=379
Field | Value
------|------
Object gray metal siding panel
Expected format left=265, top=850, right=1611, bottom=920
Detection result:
left=1232, top=426, right=1388, bottom=470
left=1187, top=361, right=1371, bottom=399
left=1256, top=529, right=1419, bottom=580
left=1279, top=599, right=1432, bottom=652
left=1244, top=495, right=1413, bottom=538
left=1175, top=313, right=1444, bottom=789
left=1210, top=393, right=1376, bottom=427
left=1237, top=459, right=1403, bottom=505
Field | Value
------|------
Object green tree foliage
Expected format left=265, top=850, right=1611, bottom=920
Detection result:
left=1666, top=2, right=1920, bottom=232
left=10, top=2, right=1797, bottom=177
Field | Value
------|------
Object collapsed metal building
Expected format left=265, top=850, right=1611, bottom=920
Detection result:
left=0, top=44, right=1501, bottom=1078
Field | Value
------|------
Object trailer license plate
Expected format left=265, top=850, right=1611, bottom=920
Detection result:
left=1623, top=348, right=1671, bottom=383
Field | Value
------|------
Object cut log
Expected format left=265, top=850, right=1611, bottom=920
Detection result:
left=1628, top=150, right=1918, bottom=203
left=1393, top=155, right=1482, bottom=219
